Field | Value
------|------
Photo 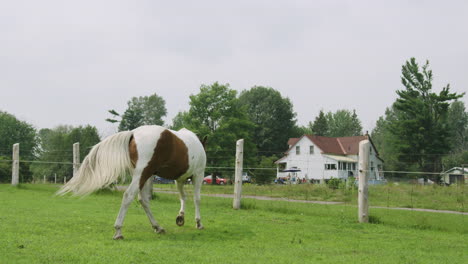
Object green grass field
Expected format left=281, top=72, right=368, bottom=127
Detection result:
left=0, top=184, right=466, bottom=264
left=156, top=182, right=467, bottom=212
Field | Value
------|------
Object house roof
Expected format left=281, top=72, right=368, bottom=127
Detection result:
left=304, top=135, right=368, bottom=155
left=441, top=167, right=468, bottom=174
left=288, top=138, right=300, bottom=146
left=276, top=134, right=383, bottom=164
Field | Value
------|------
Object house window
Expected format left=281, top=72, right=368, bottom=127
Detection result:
left=296, top=146, right=300, bottom=155
left=309, top=146, right=314, bottom=154
left=325, top=164, right=337, bottom=170
left=352, top=163, right=356, bottom=171
left=371, top=161, right=374, bottom=171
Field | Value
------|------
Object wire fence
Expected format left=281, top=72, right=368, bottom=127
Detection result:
left=1, top=144, right=466, bottom=219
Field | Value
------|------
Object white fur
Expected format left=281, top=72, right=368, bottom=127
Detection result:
left=57, top=131, right=134, bottom=196
left=56, top=125, right=207, bottom=238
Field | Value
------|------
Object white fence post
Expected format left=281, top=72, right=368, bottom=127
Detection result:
left=233, top=139, right=244, bottom=210
left=54, top=173, right=57, bottom=184
left=11, top=143, right=19, bottom=186
left=73, top=142, right=80, bottom=178
left=358, top=140, right=370, bottom=223
left=43, top=175, right=46, bottom=183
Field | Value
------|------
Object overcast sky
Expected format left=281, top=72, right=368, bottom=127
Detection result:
left=1, top=0, right=467, bottom=137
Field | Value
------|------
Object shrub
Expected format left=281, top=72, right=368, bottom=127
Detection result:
left=327, top=178, right=342, bottom=189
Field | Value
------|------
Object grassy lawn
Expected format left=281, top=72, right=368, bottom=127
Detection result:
left=0, top=184, right=466, bottom=264
left=156, top=182, right=467, bottom=212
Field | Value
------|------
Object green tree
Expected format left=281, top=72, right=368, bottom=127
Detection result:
left=326, top=109, right=363, bottom=137
left=170, top=111, right=190, bottom=130
left=249, top=155, right=278, bottom=184
left=447, top=101, right=468, bottom=153
left=107, top=93, right=167, bottom=131
left=30, top=125, right=100, bottom=182
left=297, top=125, right=312, bottom=136
left=310, top=110, right=329, bottom=136
left=391, top=58, right=464, bottom=174
left=183, top=82, right=256, bottom=178
left=0, top=111, right=37, bottom=182
left=371, top=106, right=407, bottom=175
left=118, top=107, right=145, bottom=131
left=238, top=86, right=297, bottom=153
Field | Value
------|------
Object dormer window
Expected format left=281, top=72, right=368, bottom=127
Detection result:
left=309, top=145, right=314, bottom=154
left=296, top=146, right=300, bottom=155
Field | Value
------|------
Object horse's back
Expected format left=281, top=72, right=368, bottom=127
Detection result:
left=131, top=125, right=205, bottom=182
left=171, top=128, right=206, bottom=174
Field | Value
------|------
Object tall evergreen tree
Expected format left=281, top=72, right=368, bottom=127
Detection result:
left=310, top=110, right=328, bottom=136
left=391, top=58, right=464, bottom=174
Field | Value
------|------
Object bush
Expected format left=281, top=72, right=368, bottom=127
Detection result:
left=327, top=178, right=342, bottom=189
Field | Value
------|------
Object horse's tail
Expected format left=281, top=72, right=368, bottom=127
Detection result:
left=56, top=131, right=134, bottom=196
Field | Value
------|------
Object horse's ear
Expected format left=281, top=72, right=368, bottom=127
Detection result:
left=201, top=136, right=208, bottom=149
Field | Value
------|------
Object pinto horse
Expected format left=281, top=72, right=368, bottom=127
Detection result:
left=57, top=125, right=207, bottom=240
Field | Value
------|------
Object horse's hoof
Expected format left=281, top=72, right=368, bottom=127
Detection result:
left=155, top=228, right=166, bottom=234
left=113, top=235, right=124, bottom=240
left=196, top=220, right=204, bottom=230
left=176, top=215, right=185, bottom=226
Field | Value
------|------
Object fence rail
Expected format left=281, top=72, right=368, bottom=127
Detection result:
left=3, top=142, right=466, bottom=222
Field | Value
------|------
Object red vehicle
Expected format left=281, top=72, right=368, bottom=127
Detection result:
left=203, top=175, right=227, bottom=185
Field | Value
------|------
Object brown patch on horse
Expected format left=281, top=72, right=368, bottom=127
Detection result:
left=139, top=129, right=189, bottom=189
left=129, top=136, right=138, bottom=168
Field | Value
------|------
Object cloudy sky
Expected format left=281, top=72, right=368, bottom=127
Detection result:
left=1, top=0, right=467, bottom=137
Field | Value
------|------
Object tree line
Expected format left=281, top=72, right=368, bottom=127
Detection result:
left=0, top=58, right=466, bottom=183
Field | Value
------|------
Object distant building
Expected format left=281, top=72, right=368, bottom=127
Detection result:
left=440, top=167, right=467, bottom=185
left=275, top=134, right=384, bottom=183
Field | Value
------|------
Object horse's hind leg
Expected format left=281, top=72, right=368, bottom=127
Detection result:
left=193, top=172, right=204, bottom=229
left=175, top=179, right=186, bottom=226
left=113, top=176, right=140, bottom=240
left=139, top=177, right=165, bottom=234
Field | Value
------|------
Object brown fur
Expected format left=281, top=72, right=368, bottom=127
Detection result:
left=138, top=130, right=189, bottom=189
left=129, top=136, right=138, bottom=167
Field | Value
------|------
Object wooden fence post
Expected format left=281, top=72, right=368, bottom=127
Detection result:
left=233, top=139, right=244, bottom=210
left=11, top=143, right=19, bottom=186
left=54, top=173, right=57, bottom=184
left=358, top=140, right=370, bottom=223
left=73, top=142, right=80, bottom=178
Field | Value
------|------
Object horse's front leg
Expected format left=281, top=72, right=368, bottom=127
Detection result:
left=175, top=179, right=186, bottom=226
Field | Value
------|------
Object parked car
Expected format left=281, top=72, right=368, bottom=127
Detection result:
left=153, top=176, right=174, bottom=184
left=242, top=172, right=252, bottom=183
left=203, top=175, right=227, bottom=185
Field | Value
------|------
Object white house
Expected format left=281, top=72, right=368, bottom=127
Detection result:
left=440, top=167, right=467, bottom=185
left=275, top=134, right=384, bottom=183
